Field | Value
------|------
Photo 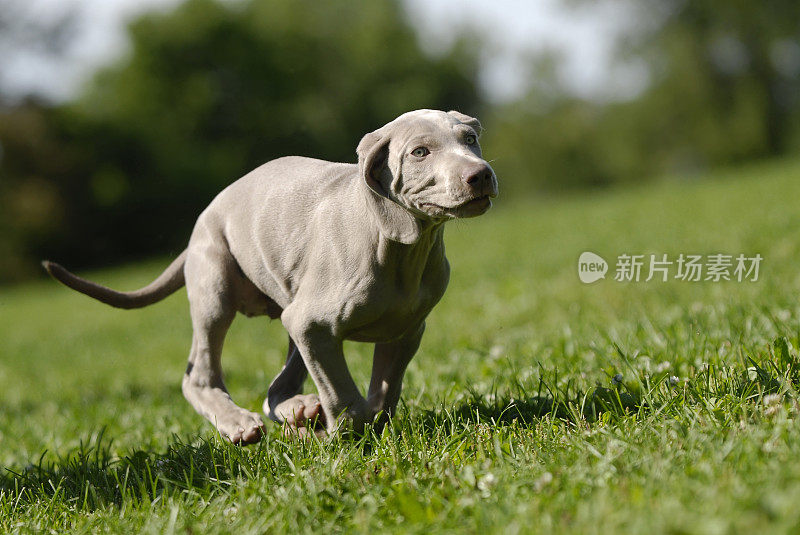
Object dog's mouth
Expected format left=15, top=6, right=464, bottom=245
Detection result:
left=420, top=195, right=492, bottom=218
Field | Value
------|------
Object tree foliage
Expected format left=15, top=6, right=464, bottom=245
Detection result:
left=484, top=0, right=800, bottom=195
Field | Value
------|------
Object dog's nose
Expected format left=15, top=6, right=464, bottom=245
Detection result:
left=462, top=163, right=496, bottom=196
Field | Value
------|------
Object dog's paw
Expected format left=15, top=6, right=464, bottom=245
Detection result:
left=269, top=393, right=324, bottom=426
left=219, top=410, right=266, bottom=445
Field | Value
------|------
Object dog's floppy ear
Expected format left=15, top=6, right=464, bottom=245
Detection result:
left=447, top=110, right=483, bottom=136
left=357, top=130, right=422, bottom=244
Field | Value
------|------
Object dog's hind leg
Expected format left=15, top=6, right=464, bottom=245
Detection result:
left=264, top=337, right=324, bottom=432
left=181, top=242, right=266, bottom=445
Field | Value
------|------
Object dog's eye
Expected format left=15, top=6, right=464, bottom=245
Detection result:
left=411, top=147, right=429, bottom=158
left=465, top=134, right=476, bottom=145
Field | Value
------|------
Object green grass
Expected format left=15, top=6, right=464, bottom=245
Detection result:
left=2, top=158, right=800, bottom=533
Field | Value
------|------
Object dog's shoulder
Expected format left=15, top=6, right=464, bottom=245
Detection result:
left=210, top=156, right=352, bottom=198
left=259, top=156, right=356, bottom=180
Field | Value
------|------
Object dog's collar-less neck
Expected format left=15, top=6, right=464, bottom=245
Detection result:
left=357, top=172, right=425, bottom=245
left=375, top=220, right=445, bottom=295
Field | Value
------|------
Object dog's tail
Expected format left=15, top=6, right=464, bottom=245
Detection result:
left=41, top=250, right=187, bottom=310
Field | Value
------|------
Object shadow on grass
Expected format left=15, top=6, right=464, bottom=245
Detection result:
left=415, top=335, right=800, bottom=434
left=416, top=386, right=642, bottom=435
left=0, top=389, right=642, bottom=513
left=0, top=430, right=282, bottom=513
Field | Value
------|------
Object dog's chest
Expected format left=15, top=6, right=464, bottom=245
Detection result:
left=344, top=250, right=449, bottom=342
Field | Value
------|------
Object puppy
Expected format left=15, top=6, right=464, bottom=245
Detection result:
left=44, top=109, right=498, bottom=442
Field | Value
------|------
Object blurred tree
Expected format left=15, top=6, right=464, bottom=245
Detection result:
left=0, top=0, right=83, bottom=281
left=622, top=0, right=800, bottom=157
left=482, top=0, right=800, bottom=196
left=0, top=101, right=72, bottom=280
left=0, top=0, right=481, bottom=281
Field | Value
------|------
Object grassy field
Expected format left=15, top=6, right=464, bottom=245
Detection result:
left=2, top=158, right=800, bottom=533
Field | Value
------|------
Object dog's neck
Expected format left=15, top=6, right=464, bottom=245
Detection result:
left=375, top=220, right=446, bottom=293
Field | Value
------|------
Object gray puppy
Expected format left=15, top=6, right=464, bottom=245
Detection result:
left=44, top=109, right=498, bottom=442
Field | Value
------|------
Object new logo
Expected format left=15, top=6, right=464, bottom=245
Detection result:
left=578, top=251, right=608, bottom=284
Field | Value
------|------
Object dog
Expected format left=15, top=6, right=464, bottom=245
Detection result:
left=44, top=109, right=498, bottom=443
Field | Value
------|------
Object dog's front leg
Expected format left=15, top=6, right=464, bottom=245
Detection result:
left=282, top=311, right=371, bottom=435
left=367, top=322, right=425, bottom=431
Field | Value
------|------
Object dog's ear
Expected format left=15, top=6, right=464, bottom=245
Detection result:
left=357, top=130, right=422, bottom=244
left=447, top=110, right=483, bottom=137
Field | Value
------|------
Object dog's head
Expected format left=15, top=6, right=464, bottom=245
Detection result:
left=357, top=109, right=498, bottom=244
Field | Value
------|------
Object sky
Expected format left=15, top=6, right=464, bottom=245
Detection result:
left=1, top=0, right=642, bottom=104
